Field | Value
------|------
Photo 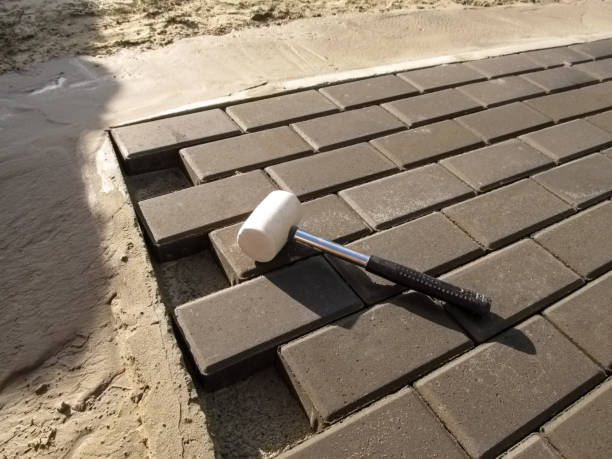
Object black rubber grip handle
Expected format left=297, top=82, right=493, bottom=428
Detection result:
left=366, top=255, right=491, bottom=316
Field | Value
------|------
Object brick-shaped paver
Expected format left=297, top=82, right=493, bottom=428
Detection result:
left=544, top=273, right=612, bottom=372
left=533, top=201, right=612, bottom=279
left=457, top=77, right=544, bottom=107
left=521, top=46, right=591, bottom=68
left=456, top=102, right=552, bottom=143
left=280, top=292, right=472, bottom=429
left=174, top=256, right=362, bottom=389
left=464, top=53, right=543, bottom=78
left=225, top=90, right=338, bottom=132
left=111, top=109, right=241, bottom=173
left=443, top=179, right=572, bottom=249
left=587, top=109, right=612, bottom=133
left=440, top=140, right=552, bottom=192
left=570, top=38, right=612, bottom=59
left=318, top=74, right=418, bottom=109
left=519, top=119, right=612, bottom=163
left=328, top=212, right=484, bottom=304
left=265, top=143, right=397, bottom=200
left=533, top=154, right=612, bottom=209
left=521, top=66, right=597, bottom=93
left=502, top=435, right=561, bottom=459
left=543, top=379, right=612, bottom=458
left=572, top=58, right=612, bottom=82
left=416, top=316, right=605, bottom=459
left=370, top=120, right=484, bottom=168
left=209, top=195, right=370, bottom=283
left=524, top=83, right=612, bottom=122
left=381, top=88, right=482, bottom=127
left=137, top=170, right=276, bottom=260
left=291, top=105, right=405, bottom=152
left=397, top=62, right=486, bottom=92
left=179, top=126, right=312, bottom=184
left=340, top=163, right=473, bottom=230
left=441, top=239, right=582, bottom=343
left=279, top=387, right=468, bottom=459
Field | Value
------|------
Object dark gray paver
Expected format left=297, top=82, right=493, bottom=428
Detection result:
left=440, top=140, right=553, bottom=192
left=318, top=74, right=418, bottom=109
left=370, top=120, right=484, bottom=168
left=397, top=62, right=486, bottom=92
left=225, top=90, right=338, bottom=132
left=573, top=58, right=612, bottom=81
left=457, top=77, right=544, bottom=107
left=174, top=256, right=362, bottom=389
left=464, top=53, right=543, bottom=78
left=456, top=102, right=552, bottom=143
left=587, top=109, right=612, bottom=133
left=502, top=435, right=561, bottom=459
left=521, top=46, right=591, bottom=68
left=543, top=378, right=612, bottom=458
left=519, top=119, right=612, bottom=163
left=441, top=239, right=582, bottom=343
left=265, top=143, right=397, bottom=200
left=111, top=109, right=241, bottom=173
left=544, top=272, right=612, bottom=372
left=416, top=315, right=605, bottom=459
left=533, top=201, right=612, bottom=279
left=524, top=83, right=612, bottom=122
left=443, top=179, right=573, bottom=249
left=279, top=292, right=473, bottom=429
left=137, top=170, right=276, bottom=260
left=179, top=126, right=312, bottom=184
left=533, top=154, right=612, bottom=209
left=381, top=88, right=482, bottom=127
left=328, top=212, right=485, bottom=304
left=279, top=387, right=468, bottom=459
left=570, top=38, right=612, bottom=59
left=291, top=105, right=405, bottom=152
left=209, top=194, right=370, bottom=284
left=339, top=163, right=473, bottom=230
left=521, top=66, right=597, bottom=93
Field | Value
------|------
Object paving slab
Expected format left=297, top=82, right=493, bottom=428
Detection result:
left=225, top=90, right=338, bottom=132
left=279, top=292, right=472, bottom=429
left=456, top=102, right=552, bottom=143
left=339, top=163, right=473, bottom=230
left=209, top=194, right=370, bottom=284
left=290, top=105, right=405, bottom=152
left=111, top=109, right=241, bottom=173
left=533, top=201, right=612, bottom=279
left=415, top=315, right=605, bottom=459
left=464, top=53, right=543, bottom=78
left=502, top=435, right=561, bottom=459
left=440, top=139, right=553, bottom=192
left=397, top=62, right=486, bottom=92
left=586, top=109, right=612, bottom=133
left=179, top=126, right=312, bottom=184
left=573, top=58, right=612, bottom=81
left=381, top=88, right=483, bottom=127
left=370, top=119, right=484, bottom=169
left=524, top=83, right=612, bottom=122
left=279, top=387, right=468, bottom=459
left=265, top=143, right=397, bottom=200
left=570, top=38, right=612, bottom=59
left=443, top=179, right=573, bottom=249
left=457, top=76, right=544, bottom=107
left=318, top=74, right=418, bottom=109
left=174, top=256, right=362, bottom=389
left=543, top=272, right=612, bottom=372
left=520, top=46, right=592, bottom=68
left=532, top=153, right=612, bottom=209
left=441, top=239, right=582, bottom=343
left=137, top=170, right=276, bottom=260
left=520, top=66, right=597, bottom=93
left=327, top=212, right=484, bottom=305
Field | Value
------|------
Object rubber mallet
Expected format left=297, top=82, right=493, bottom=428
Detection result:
left=238, top=190, right=491, bottom=316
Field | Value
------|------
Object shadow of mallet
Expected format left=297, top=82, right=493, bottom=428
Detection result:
left=238, top=190, right=491, bottom=317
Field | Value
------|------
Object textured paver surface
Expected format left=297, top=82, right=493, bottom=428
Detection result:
left=114, top=39, right=612, bottom=457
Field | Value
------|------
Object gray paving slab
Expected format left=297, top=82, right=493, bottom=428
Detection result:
left=225, top=90, right=339, bottom=132
left=441, top=239, right=582, bottom=343
left=586, top=109, right=612, bottom=133
left=457, top=76, right=545, bottom=107
left=570, top=38, right=612, bottom=59
left=318, top=74, right=418, bottom=109
left=520, top=46, right=592, bottom=68
left=339, top=163, right=473, bottom=230
left=544, top=272, right=612, bottom=372
left=533, top=201, right=612, bottom=279
left=328, top=212, right=484, bottom=305
left=573, top=58, right=612, bottom=81
left=279, top=292, right=473, bottom=429
left=502, top=435, right=561, bottom=459
left=464, top=53, right=543, bottom=78
left=279, top=387, right=468, bottom=459
left=524, top=83, right=612, bottom=122
left=370, top=119, right=484, bottom=169
left=265, top=143, right=397, bottom=200
left=397, top=62, right=486, bottom=92
left=415, top=315, right=605, bottom=459
left=440, top=139, right=553, bottom=192
left=443, top=179, right=573, bottom=249
left=520, top=66, right=597, bottom=93
left=174, top=256, right=363, bottom=389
